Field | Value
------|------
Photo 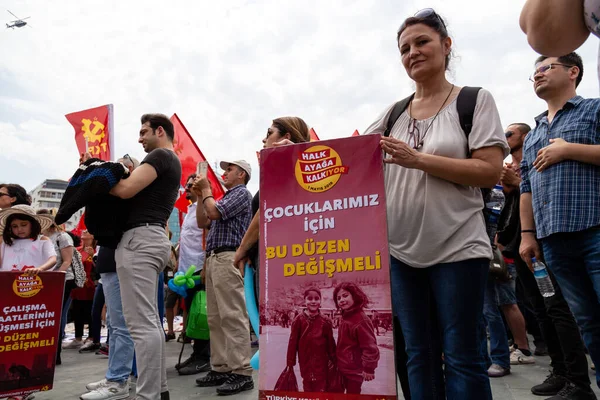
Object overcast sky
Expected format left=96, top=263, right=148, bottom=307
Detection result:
left=1, top=0, right=598, bottom=194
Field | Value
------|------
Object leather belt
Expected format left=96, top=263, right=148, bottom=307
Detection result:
left=207, top=246, right=236, bottom=257
left=124, top=222, right=165, bottom=231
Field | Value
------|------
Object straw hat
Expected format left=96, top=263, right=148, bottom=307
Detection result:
left=0, top=205, right=54, bottom=233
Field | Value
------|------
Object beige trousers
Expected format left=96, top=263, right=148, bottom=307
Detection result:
left=205, top=251, right=252, bottom=376
left=116, top=226, right=170, bottom=400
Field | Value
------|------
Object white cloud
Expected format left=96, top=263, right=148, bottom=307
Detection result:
left=1, top=0, right=598, bottom=194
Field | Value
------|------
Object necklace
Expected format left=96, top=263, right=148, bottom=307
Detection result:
left=408, top=84, right=455, bottom=150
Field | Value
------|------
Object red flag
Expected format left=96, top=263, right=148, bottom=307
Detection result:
left=71, top=212, right=87, bottom=237
left=170, top=114, right=225, bottom=200
left=352, top=130, right=360, bottom=136
left=65, top=105, right=114, bottom=161
left=175, top=192, right=191, bottom=214
left=309, top=128, right=320, bottom=142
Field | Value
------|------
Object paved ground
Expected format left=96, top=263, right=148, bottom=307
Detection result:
left=33, top=339, right=599, bottom=400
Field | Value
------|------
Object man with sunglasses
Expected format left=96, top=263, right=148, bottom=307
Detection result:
left=520, top=51, right=600, bottom=398
left=498, top=124, right=593, bottom=399
left=173, top=173, right=211, bottom=376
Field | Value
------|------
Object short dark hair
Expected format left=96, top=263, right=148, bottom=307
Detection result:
left=304, top=288, right=321, bottom=299
left=3, top=214, right=41, bottom=246
left=536, top=52, right=584, bottom=88
left=509, top=123, right=531, bottom=135
left=333, top=282, right=370, bottom=311
left=397, top=11, right=451, bottom=70
left=141, top=114, right=175, bottom=142
left=186, top=173, right=197, bottom=183
left=0, top=184, right=31, bottom=206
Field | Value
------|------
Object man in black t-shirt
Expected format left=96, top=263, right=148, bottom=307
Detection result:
left=110, top=113, right=182, bottom=400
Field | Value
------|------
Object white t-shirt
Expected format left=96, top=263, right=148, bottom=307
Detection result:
left=178, top=202, right=205, bottom=274
left=0, top=237, right=56, bottom=272
left=50, top=231, right=75, bottom=281
left=363, top=88, right=509, bottom=268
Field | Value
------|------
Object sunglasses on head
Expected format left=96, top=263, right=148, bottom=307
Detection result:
left=399, top=8, right=447, bottom=33
left=123, top=154, right=133, bottom=165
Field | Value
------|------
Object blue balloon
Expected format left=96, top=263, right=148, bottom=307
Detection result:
left=250, top=351, right=260, bottom=370
left=168, top=278, right=188, bottom=298
left=244, top=263, right=260, bottom=370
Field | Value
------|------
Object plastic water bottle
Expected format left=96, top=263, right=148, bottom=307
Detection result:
left=533, top=258, right=555, bottom=298
left=484, top=185, right=505, bottom=246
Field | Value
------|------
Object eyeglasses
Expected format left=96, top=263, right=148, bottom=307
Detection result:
left=529, top=63, right=574, bottom=82
left=505, top=131, right=514, bottom=138
left=399, top=8, right=447, bottom=33
left=407, top=118, right=422, bottom=149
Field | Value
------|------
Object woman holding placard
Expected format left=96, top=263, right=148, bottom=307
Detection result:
left=364, top=9, right=508, bottom=400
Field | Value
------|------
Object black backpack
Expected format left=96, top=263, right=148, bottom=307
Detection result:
left=384, top=86, right=494, bottom=238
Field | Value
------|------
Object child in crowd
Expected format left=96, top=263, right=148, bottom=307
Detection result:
left=286, top=288, right=336, bottom=392
left=0, top=205, right=56, bottom=274
left=333, top=282, right=380, bottom=394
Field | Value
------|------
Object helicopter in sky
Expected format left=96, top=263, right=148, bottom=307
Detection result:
left=6, top=10, right=31, bottom=29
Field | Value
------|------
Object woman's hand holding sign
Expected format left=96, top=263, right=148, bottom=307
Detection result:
left=380, top=136, right=422, bottom=169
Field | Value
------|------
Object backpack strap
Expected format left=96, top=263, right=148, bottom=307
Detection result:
left=385, top=87, right=481, bottom=140
left=383, top=94, right=415, bottom=137
left=456, top=86, right=482, bottom=138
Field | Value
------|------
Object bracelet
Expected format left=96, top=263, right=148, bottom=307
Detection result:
left=521, top=229, right=536, bottom=234
left=203, top=196, right=214, bottom=203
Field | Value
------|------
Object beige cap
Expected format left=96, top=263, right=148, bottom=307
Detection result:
left=220, top=160, right=252, bottom=180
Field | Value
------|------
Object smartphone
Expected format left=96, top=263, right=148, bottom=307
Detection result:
left=197, top=161, right=208, bottom=177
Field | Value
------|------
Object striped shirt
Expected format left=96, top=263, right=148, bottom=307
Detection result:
left=205, top=184, right=253, bottom=253
left=520, top=96, right=600, bottom=238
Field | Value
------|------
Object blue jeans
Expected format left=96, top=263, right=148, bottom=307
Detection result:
left=390, top=256, right=492, bottom=400
left=541, top=226, right=600, bottom=388
left=482, top=262, right=517, bottom=369
left=101, top=272, right=134, bottom=383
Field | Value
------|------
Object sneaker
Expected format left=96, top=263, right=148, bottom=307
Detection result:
left=80, top=381, right=129, bottom=400
left=488, top=364, right=510, bottom=378
left=96, top=345, right=109, bottom=356
left=216, top=373, right=254, bottom=396
left=161, top=391, right=170, bottom=400
left=196, top=370, right=231, bottom=387
left=79, top=342, right=101, bottom=353
left=544, top=382, right=597, bottom=400
left=177, top=358, right=211, bottom=375
left=63, top=339, right=84, bottom=350
left=531, top=372, right=568, bottom=396
left=175, top=354, right=195, bottom=370
left=165, top=333, right=176, bottom=342
left=86, top=379, right=108, bottom=391
left=511, top=349, right=535, bottom=365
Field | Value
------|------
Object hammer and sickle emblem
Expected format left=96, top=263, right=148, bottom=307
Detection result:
left=81, top=118, right=106, bottom=143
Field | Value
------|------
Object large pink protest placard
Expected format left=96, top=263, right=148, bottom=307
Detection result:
left=259, top=134, right=396, bottom=400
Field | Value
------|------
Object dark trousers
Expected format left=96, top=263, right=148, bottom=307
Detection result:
left=57, top=279, right=78, bottom=362
left=91, top=283, right=105, bottom=343
left=394, top=316, right=411, bottom=399
left=72, top=299, right=93, bottom=338
left=515, top=256, right=590, bottom=387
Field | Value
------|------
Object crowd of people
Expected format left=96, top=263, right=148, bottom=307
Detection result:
left=1, top=1, right=600, bottom=400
